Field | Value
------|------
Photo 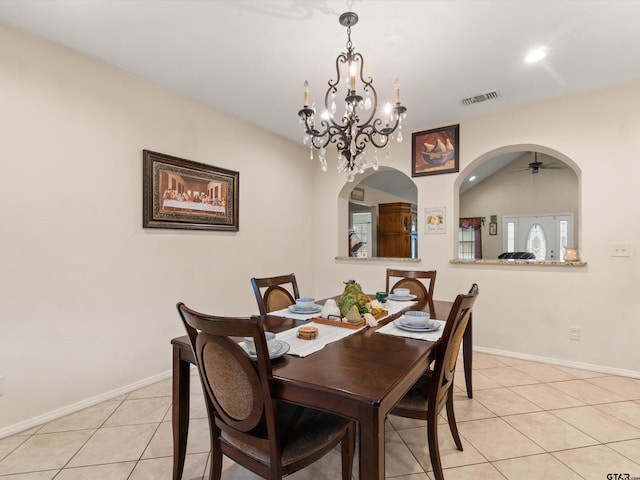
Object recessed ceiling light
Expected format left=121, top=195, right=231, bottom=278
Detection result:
left=468, top=176, right=476, bottom=182
left=525, top=48, right=547, bottom=63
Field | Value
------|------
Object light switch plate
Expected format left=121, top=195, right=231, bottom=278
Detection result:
left=610, top=243, right=631, bottom=257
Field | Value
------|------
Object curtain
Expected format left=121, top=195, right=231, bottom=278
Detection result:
left=459, top=217, right=483, bottom=259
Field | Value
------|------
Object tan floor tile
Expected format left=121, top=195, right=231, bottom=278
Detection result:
left=458, top=417, right=544, bottom=461
left=551, top=405, right=640, bottom=443
left=509, top=383, right=585, bottom=410
left=398, top=425, right=486, bottom=471
left=471, top=353, right=509, bottom=369
left=439, top=462, right=505, bottom=479
left=549, top=379, right=627, bottom=404
left=38, top=401, right=121, bottom=433
left=161, top=393, right=207, bottom=424
left=595, top=401, right=640, bottom=429
left=129, top=453, right=208, bottom=480
left=502, top=411, right=598, bottom=451
left=493, top=453, right=583, bottom=480
left=0, top=435, right=29, bottom=461
left=126, top=378, right=172, bottom=399
left=607, top=438, right=640, bottom=464
left=443, top=392, right=496, bottom=422
left=0, top=430, right=94, bottom=475
left=554, top=366, right=605, bottom=379
left=0, top=471, right=58, bottom=479
left=513, top=363, right=578, bottom=382
left=587, top=376, right=640, bottom=400
left=53, top=461, right=135, bottom=479
left=388, top=415, right=427, bottom=431
left=103, top=397, right=171, bottom=427
left=479, top=366, right=540, bottom=387
left=487, top=355, right=533, bottom=367
left=552, top=444, right=640, bottom=479
left=386, top=475, right=430, bottom=480
left=141, top=421, right=173, bottom=459
left=185, top=418, right=211, bottom=455
left=467, top=370, right=504, bottom=390
left=473, top=388, right=542, bottom=416
left=290, top=443, right=357, bottom=480
left=381, top=430, right=424, bottom=478
left=66, top=424, right=157, bottom=467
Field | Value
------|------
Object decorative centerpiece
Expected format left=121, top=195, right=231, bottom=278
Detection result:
left=338, top=280, right=385, bottom=325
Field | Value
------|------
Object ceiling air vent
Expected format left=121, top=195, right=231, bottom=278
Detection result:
left=461, top=90, right=501, bottom=106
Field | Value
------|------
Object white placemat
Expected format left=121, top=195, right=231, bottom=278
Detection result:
left=376, top=318, right=445, bottom=342
left=275, top=321, right=366, bottom=357
left=269, top=306, right=322, bottom=321
left=383, top=299, right=418, bottom=316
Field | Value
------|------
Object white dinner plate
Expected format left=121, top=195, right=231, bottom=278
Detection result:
left=388, top=293, right=418, bottom=301
left=394, top=318, right=441, bottom=333
left=288, top=304, right=322, bottom=314
left=240, top=340, right=290, bottom=360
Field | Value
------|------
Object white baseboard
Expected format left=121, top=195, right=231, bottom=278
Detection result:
left=475, top=346, right=640, bottom=379
left=0, top=370, right=173, bottom=439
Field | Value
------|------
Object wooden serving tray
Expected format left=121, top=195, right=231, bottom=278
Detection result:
left=312, top=310, right=388, bottom=329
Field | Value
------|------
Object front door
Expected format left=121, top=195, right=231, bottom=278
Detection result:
left=503, top=214, right=573, bottom=261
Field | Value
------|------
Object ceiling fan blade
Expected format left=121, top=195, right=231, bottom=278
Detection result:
left=540, top=164, right=567, bottom=169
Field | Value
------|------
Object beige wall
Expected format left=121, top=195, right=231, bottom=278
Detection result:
left=0, top=24, right=312, bottom=433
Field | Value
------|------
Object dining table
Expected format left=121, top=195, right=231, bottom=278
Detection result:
left=171, top=296, right=468, bottom=480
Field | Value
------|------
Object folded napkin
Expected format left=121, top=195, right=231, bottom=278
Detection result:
left=376, top=319, right=445, bottom=342
left=275, top=321, right=365, bottom=357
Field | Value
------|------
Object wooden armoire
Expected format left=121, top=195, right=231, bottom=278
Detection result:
left=378, top=202, right=417, bottom=258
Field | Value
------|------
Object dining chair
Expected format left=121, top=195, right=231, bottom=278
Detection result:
left=250, top=273, right=300, bottom=315
left=385, top=268, right=437, bottom=317
left=176, top=302, right=355, bottom=480
left=390, top=284, right=479, bottom=480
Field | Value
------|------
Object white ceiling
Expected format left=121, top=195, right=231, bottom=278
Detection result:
left=1, top=0, right=640, bottom=150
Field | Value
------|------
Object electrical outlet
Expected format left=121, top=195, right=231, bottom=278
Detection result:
left=569, top=327, right=581, bottom=341
left=0, top=376, right=4, bottom=396
left=610, top=243, right=631, bottom=257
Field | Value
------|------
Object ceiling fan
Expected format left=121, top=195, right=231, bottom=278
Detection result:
left=514, top=152, right=567, bottom=174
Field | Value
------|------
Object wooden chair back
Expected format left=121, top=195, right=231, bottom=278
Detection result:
left=386, top=268, right=437, bottom=317
left=176, top=302, right=355, bottom=479
left=390, top=284, right=479, bottom=480
left=250, top=273, right=300, bottom=315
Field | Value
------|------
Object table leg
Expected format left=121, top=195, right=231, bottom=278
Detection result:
left=172, top=344, right=191, bottom=480
left=358, top=406, right=386, bottom=480
left=462, top=313, right=473, bottom=398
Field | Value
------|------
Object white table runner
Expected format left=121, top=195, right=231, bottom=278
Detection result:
left=275, top=321, right=366, bottom=357
left=376, top=318, right=445, bottom=342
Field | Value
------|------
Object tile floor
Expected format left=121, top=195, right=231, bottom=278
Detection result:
left=1, top=352, right=640, bottom=479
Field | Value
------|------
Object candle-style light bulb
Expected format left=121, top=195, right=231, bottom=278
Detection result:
left=303, top=80, right=309, bottom=107
left=384, top=102, right=392, bottom=125
left=394, top=79, right=400, bottom=104
left=349, top=63, right=357, bottom=91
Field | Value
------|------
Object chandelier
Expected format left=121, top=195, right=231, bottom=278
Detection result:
left=298, top=12, right=407, bottom=182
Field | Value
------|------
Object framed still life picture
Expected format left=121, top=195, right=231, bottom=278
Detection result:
left=412, top=124, right=459, bottom=177
left=142, top=150, right=239, bottom=231
left=425, top=207, right=446, bottom=234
